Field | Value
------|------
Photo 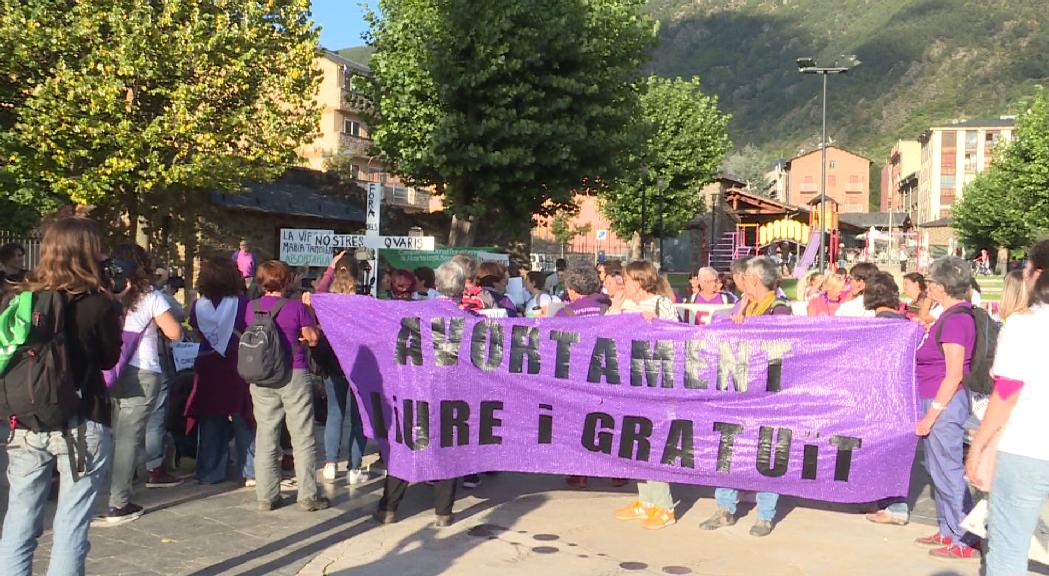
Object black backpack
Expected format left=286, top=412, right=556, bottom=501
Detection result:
left=237, top=298, right=292, bottom=388
left=0, top=291, right=82, bottom=432
left=936, top=304, right=999, bottom=395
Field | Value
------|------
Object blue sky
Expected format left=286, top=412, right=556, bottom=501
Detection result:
left=312, top=0, right=372, bottom=50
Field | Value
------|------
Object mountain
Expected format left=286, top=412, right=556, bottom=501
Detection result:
left=647, top=0, right=1049, bottom=165
left=337, top=46, right=374, bottom=66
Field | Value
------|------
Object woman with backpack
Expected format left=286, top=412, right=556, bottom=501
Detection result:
left=911, top=256, right=981, bottom=560
left=245, top=260, right=328, bottom=512
left=101, top=244, right=184, bottom=524
left=0, top=217, right=123, bottom=575
left=608, top=260, right=680, bottom=531
left=186, top=256, right=254, bottom=485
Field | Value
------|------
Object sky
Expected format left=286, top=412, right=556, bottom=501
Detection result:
left=312, top=0, right=372, bottom=51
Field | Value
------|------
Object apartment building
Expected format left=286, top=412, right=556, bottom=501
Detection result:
left=784, top=146, right=871, bottom=213
left=298, top=50, right=439, bottom=213
left=914, top=118, right=1014, bottom=225
left=883, top=139, right=921, bottom=214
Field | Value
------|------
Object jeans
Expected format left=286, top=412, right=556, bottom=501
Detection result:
left=251, top=370, right=318, bottom=503
left=323, top=375, right=366, bottom=469
left=715, top=488, right=779, bottom=522
left=109, top=367, right=161, bottom=509
left=143, top=375, right=171, bottom=471
left=921, top=392, right=975, bottom=545
left=986, top=452, right=1049, bottom=575
left=637, top=481, right=673, bottom=510
left=0, top=421, right=110, bottom=576
left=196, top=415, right=255, bottom=484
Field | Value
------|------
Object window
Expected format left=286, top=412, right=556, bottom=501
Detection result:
left=965, top=130, right=978, bottom=151
left=350, top=164, right=361, bottom=181
left=941, top=131, right=956, bottom=151
left=940, top=208, right=952, bottom=219
left=846, top=174, right=862, bottom=193
left=829, top=160, right=837, bottom=169
left=828, top=175, right=837, bottom=187
left=941, top=174, right=956, bottom=189
left=343, top=119, right=361, bottom=136
left=964, top=152, right=977, bottom=174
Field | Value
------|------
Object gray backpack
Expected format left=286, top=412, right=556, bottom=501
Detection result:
left=237, top=298, right=292, bottom=388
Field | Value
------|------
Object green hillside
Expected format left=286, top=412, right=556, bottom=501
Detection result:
left=337, top=46, right=374, bottom=66
left=339, top=0, right=1049, bottom=197
left=647, top=0, right=1049, bottom=164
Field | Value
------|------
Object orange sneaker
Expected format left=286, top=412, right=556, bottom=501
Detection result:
left=613, top=500, right=652, bottom=521
left=642, top=507, right=676, bottom=530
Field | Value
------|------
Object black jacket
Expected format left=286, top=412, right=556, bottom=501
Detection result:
left=65, top=292, right=123, bottom=426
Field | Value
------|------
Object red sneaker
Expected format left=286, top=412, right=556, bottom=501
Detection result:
left=565, top=476, right=588, bottom=489
left=915, top=533, right=952, bottom=547
left=929, top=544, right=981, bottom=560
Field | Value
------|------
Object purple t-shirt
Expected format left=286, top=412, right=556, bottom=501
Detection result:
left=915, top=302, right=975, bottom=399
left=235, top=250, right=255, bottom=279
left=692, top=292, right=734, bottom=305
left=245, top=296, right=315, bottom=369
left=557, top=294, right=608, bottom=317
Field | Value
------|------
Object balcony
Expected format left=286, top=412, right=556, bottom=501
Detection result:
left=338, top=133, right=372, bottom=158
left=799, top=182, right=817, bottom=193
left=361, top=182, right=433, bottom=211
left=845, top=182, right=864, bottom=193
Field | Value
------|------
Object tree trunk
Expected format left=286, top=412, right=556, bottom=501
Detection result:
left=181, top=214, right=198, bottom=307
left=448, top=213, right=476, bottom=247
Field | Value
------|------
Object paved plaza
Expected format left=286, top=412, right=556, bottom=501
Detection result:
left=5, top=431, right=1036, bottom=576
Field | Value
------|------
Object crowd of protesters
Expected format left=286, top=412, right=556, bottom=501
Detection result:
left=1, top=216, right=1047, bottom=576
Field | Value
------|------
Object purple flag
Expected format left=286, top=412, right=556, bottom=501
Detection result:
left=313, top=295, right=923, bottom=503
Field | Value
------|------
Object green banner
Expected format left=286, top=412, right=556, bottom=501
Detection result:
left=378, top=247, right=509, bottom=272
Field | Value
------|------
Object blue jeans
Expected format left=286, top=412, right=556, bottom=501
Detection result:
left=109, top=367, right=161, bottom=509
left=196, top=415, right=255, bottom=483
left=715, top=488, right=779, bottom=522
left=986, top=451, right=1049, bottom=575
left=0, top=421, right=110, bottom=576
left=323, top=375, right=366, bottom=469
left=921, top=392, right=975, bottom=545
left=143, top=376, right=171, bottom=471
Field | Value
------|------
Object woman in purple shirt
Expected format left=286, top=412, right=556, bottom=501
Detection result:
left=686, top=266, right=737, bottom=305
left=246, top=261, right=328, bottom=513
left=912, top=256, right=979, bottom=560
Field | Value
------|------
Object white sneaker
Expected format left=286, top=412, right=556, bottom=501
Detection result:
left=322, top=463, right=337, bottom=482
left=348, top=468, right=368, bottom=485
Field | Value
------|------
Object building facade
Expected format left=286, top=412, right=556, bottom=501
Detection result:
left=883, top=139, right=921, bottom=214
left=297, top=51, right=440, bottom=213
left=915, top=118, right=1014, bottom=225
left=784, top=146, right=871, bottom=214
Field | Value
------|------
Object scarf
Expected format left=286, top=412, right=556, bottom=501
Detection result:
left=194, top=296, right=238, bottom=357
left=744, top=291, right=777, bottom=317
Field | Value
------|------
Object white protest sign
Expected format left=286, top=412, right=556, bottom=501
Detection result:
left=673, top=303, right=734, bottom=325
left=280, top=228, right=335, bottom=267
left=170, top=341, right=201, bottom=372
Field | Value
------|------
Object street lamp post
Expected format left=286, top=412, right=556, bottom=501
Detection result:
left=796, top=56, right=858, bottom=273
left=657, top=176, right=666, bottom=270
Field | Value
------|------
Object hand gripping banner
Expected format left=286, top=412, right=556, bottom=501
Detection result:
left=313, top=295, right=924, bottom=503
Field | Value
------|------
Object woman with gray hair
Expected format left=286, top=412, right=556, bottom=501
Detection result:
left=373, top=260, right=465, bottom=528
left=686, top=266, right=736, bottom=305
left=910, top=256, right=980, bottom=560
left=434, top=260, right=467, bottom=301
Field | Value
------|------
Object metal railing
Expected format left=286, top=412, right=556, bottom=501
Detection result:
left=0, top=230, right=42, bottom=270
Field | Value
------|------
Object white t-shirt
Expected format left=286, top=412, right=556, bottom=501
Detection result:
left=834, top=296, right=874, bottom=318
left=124, top=290, right=172, bottom=373
left=543, top=272, right=561, bottom=293
left=614, top=295, right=678, bottom=321
left=993, top=305, right=1049, bottom=460
left=525, top=293, right=561, bottom=317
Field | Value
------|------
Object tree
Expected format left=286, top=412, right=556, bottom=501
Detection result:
left=600, top=76, right=731, bottom=246
left=722, top=144, right=771, bottom=195
left=954, top=88, right=1049, bottom=251
left=0, top=0, right=321, bottom=242
left=549, top=209, right=593, bottom=257
left=363, top=0, right=656, bottom=246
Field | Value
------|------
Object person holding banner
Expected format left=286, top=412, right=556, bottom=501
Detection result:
left=703, top=256, right=791, bottom=538
left=834, top=262, right=878, bottom=318
left=806, top=273, right=847, bottom=317
left=523, top=271, right=560, bottom=317
left=610, top=261, right=680, bottom=530
left=912, top=256, right=980, bottom=560
left=686, top=267, right=736, bottom=305
left=373, top=260, right=464, bottom=528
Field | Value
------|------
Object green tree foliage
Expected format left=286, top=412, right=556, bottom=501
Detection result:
left=722, top=144, right=771, bottom=195
left=953, top=88, right=1049, bottom=250
left=600, top=76, right=730, bottom=242
left=364, top=0, right=656, bottom=245
left=549, top=208, right=593, bottom=256
left=0, top=0, right=321, bottom=236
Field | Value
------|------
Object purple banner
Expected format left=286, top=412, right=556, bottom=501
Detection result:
left=313, top=295, right=924, bottom=503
